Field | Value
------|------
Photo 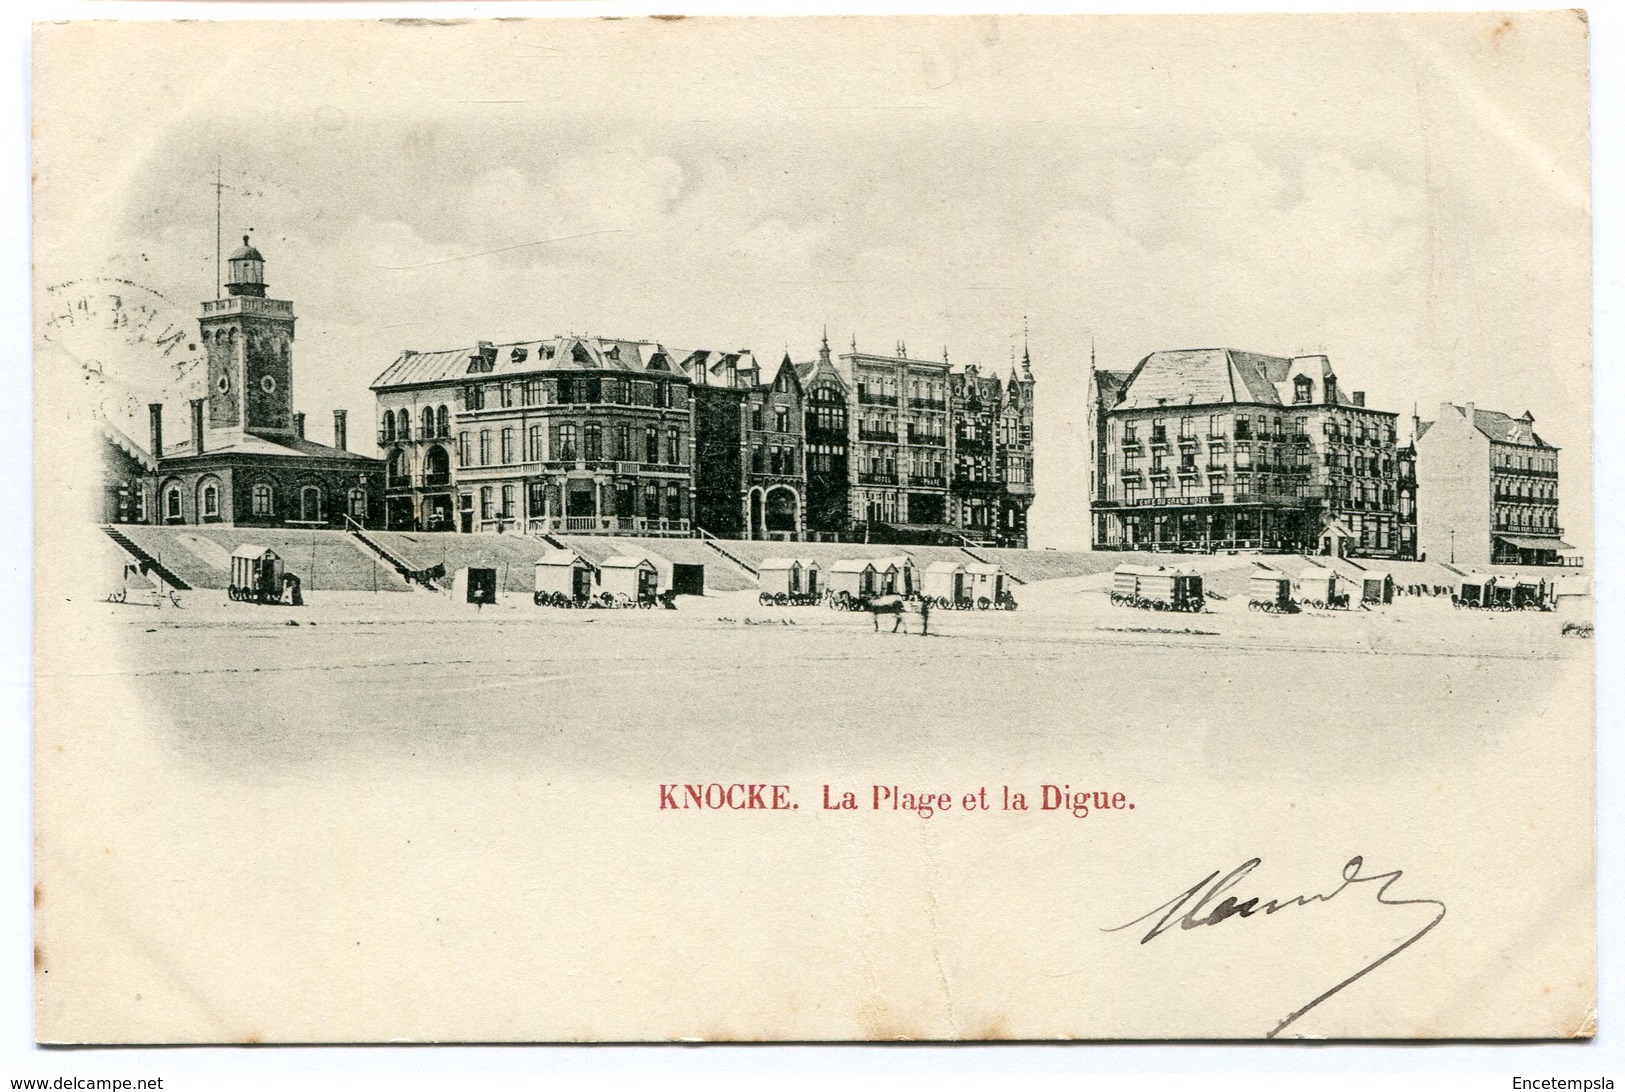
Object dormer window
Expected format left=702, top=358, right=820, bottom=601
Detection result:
left=1293, top=375, right=1313, bottom=404
left=511, top=346, right=528, bottom=363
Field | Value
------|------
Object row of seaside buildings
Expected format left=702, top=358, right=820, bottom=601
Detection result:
left=98, top=238, right=1037, bottom=548
left=1088, top=350, right=1574, bottom=567
left=96, top=236, right=1574, bottom=568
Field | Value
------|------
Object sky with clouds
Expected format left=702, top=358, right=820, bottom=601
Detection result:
left=34, top=12, right=1591, bottom=549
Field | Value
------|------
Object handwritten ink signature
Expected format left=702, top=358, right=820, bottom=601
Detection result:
left=1103, top=856, right=1447, bottom=1038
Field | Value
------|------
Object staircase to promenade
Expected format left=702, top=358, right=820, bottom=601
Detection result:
left=695, top=528, right=759, bottom=577
left=101, top=526, right=193, bottom=590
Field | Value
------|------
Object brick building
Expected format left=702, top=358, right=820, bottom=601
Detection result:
left=688, top=350, right=807, bottom=539
left=1090, top=349, right=1400, bottom=557
left=796, top=335, right=851, bottom=540
left=100, top=237, right=382, bottom=529
left=1413, top=402, right=1572, bottom=566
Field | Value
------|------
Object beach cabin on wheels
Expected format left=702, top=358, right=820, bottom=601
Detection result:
left=1110, top=564, right=1204, bottom=612
left=599, top=555, right=659, bottom=606
left=873, top=556, right=918, bottom=598
left=828, top=559, right=879, bottom=604
left=1294, top=567, right=1351, bottom=609
left=534, top=550, right=594, bottom=607
left=922, top=561, right=969, bottom=608
left=964, top=562, right=1011, bottom=609
left=454, top=566, right=498, bottom=605
left=1360, top=571, right=1395, bottom=605
left=1455, top=571, right=1495, bottom=608
left=229, top=545, right=284, bottom=603
left=758, top=558, right=820, bottom=604
left=1508, top=573, right=1552, bottom=610
left=1248, top=570, right=1298, bottom=613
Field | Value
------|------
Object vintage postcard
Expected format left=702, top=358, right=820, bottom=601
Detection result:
left=32, top=12, right=1594, bottom=1042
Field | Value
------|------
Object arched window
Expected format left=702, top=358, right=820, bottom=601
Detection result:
left=199, top=481, right=220, bottom=519
left=436, top=405, right=449, bottom=437
left=164, top=485, right=183, bottom=522
left=424, top=445, right=450, bottom=485
left=348, top=488, right=367, bottom=519
left=397, top=408, right=411, bottom=441
left=252, top=482, right=275, bottom=517
left=422, top=406, right=435, bottom=439
left=300, top=486, right=323, bottom=523
left=388, top=448, right=410, bottom=483
left=382, top=412, right=396, bottom=442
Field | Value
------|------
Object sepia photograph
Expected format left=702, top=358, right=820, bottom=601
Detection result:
left=27, top=7, right=1600, bottom=1053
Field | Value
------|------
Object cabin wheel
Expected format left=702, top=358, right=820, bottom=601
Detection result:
left=977, top=597, right=991, bottom=610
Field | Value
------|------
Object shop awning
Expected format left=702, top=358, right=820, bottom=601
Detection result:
left=1495, top=534, right=1575, bottom=550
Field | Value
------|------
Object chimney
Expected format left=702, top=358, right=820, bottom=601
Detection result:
left=148, top=403, right=164, bottom=460
left=293, top=412, right=306, bottom=439
left=333, top=409, right=348, bottom=451
left=1351, top=391, right=1365, bottom=407
left=189, top=398, right=205, bottom=455
left=1464, top=402, right=1475, bottom=420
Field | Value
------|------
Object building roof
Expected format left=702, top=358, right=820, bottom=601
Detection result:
left=536, top=549, right=590, bottom=568
left=757, top=557, right=801, bottom=571
left=373, top=336, right=687, bottom=390
left=600, top=555, right=656, bottom=570
left=1112, top=349, right=1390, bottom=414
left=1421, top=404, right=1557, bottom=449
left=1092, top=369, right=1133, bottom=407
left=925, top=560, right=965, bottom=573
left=1471, top=408, right=1553, bottom=448
left=227, top=238, right=264, bottom=262
left=1116, top=349, right=1289, bottom=409
left=162, top=429, right=378, bottom=466
left=830, top=559, right=876, bottom=573
left=96, top=416, right=156, bottom=471
left=230, top=544, right=277, bottom=560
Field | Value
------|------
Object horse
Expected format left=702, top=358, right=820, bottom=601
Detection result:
left=864, top=594, right=930, bottom=635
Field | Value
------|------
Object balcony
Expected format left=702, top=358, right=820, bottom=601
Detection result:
left=424, top=472, right=452, bottom=488
left=957, top=438, right=991, bottom=455
left=857, top=428, right=899, bottom=443
left=907, top=428, right=946, bottom=446
left=1176, top=464, right=1200, bottom=478
left=908, top=397, right=947, bottom=411
left=202, top=296, right=293, bottom=317
left=1121, top=437, right=1144, bottom=453
left=386, top=474, right=412, bottom=490
left=1120, top=468, right=1143, bottom=480
left=1147, top=467, right=1171, bottom=482
left=857, top=391, right=897, bottom=407
left=1177, top=435, right=1199, bottom=448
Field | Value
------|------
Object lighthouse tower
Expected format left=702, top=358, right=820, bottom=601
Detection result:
left=200, top=235, right=297, bottom=436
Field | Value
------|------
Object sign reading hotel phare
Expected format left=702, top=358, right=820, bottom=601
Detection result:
left=31, top=12, right=1593, bottom=1043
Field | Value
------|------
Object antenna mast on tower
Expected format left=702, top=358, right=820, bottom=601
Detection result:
left=214, top=158, right=225, bottom=299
